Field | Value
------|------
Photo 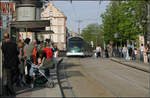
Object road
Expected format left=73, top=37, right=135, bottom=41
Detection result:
left=1, top=55, right=149, bottom=97
left=62, top=57, right=149, bottom=97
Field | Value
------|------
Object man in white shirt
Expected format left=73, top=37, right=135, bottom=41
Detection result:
left=96, top=45, right=101, bottom=58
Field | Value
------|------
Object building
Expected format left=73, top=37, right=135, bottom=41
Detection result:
left=139, top=35, right=145, bottom=46
left=41, top=1, right=67, bottom=50
left=68, top=29, right=80, bottom=37
left=0, top=0, right=15, bottom=40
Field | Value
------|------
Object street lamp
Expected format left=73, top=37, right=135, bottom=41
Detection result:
left=114, top=32, right=120, bottom=57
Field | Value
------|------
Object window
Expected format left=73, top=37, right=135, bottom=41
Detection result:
left=58, top=26, right=62, bottom=33
left=49, top=11, right=53, bottom=16
left=49, top=19, right=52, bottom=24
left=58, top=18, right=63, bottom=25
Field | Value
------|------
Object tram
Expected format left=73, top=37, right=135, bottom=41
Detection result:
left=66, top=36, right=93, bottom=57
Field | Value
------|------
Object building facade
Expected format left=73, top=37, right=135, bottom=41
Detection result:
left=0, top=0, right=15, bottom=40
left=41, top=1, right=67, bottom=50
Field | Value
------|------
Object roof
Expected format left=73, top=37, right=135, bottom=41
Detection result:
left=67, top=36, right=84, bottom=40
left=0, top=0, right=12, bottom=2
left=42, top=1, right=66, bottom=18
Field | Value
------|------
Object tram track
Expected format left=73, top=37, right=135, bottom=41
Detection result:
left=56, top=57, right=76, bottom=98
left=58, top=57, right=114, bottom=97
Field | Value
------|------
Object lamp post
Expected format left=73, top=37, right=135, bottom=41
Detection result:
left=114, top=32, right=120, bottom=57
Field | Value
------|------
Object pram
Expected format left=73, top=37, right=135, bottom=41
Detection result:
left=24, top=57, right=55, bottom=88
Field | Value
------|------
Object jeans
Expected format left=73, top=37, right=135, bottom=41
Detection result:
left=96, top=52, right=100, bottom=58
left=123, top=52, right=126, bottom=59
left=140, top=51, right=144, bottom=62
left=134, top=54, right=137, bottom=60
left=4, top=68, right=19, bottom=96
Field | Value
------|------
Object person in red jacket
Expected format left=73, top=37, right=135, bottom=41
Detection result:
left=40, top=44, right=54, bottom=77
left=42, top=45, right=53, bottom=60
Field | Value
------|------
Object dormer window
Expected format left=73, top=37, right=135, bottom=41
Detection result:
left=49, top=11, right=53, bottom=16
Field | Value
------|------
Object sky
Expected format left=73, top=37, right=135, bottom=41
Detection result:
left=1, top=0, right=110, bottom=33
left=53, top=1, right=110, bottom=33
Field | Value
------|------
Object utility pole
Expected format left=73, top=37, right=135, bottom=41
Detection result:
left=76, top=20, right=82, bottom=34
left=147, top=1, right=150, bottom=45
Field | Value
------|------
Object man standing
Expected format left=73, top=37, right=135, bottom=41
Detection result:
left=23, top=38, right=34, bottom=84
left=1, top=33, right=19, bottom=96
left=96, top=45, right=101, bottom=58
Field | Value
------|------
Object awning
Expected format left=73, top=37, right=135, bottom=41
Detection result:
left=34, top=30, right=55, bottom=34
left=10, top=20, right=50, bottom=28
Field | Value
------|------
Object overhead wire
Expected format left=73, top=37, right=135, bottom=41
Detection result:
left=70, top=2, right=79, bottom=33
left=97, top=0, right=102, bottom=24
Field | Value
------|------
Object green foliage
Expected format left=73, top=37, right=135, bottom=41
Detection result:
left=101, top=0, right=147, bottom=45
left=81, top=23, right=104, bottom=48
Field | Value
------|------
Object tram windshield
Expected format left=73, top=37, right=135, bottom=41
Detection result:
left=68, top=41, right=84, bottom=51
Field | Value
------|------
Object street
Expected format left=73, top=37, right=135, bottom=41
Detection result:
left=0, top=49, right=149, bottom=97
left=60, top=57, right=149, bottom=97
left=1, top=54, right=149, bottom=97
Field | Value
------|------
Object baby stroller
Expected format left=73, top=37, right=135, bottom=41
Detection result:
left=24, top=57, right=55, bottom=88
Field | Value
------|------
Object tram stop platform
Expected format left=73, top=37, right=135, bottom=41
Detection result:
left=16, top=57, right=63, bottom=97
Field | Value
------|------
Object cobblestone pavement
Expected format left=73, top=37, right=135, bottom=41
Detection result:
left=62, top=57, right=149, bottom=97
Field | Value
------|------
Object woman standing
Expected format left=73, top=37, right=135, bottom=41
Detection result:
left=104, top=47, right=109, bottom=58
left=17, top=41, right=25, bottom=87
left=122, top=45, right=127, bottom=60
left=144, top=45, right=149, bottom=63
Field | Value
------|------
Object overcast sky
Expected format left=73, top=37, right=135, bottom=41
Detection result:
left=53, top=1, right=110, bottom=33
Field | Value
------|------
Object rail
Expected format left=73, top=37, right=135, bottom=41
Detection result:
left=56, top=58, right=65, bottom=97
left=56, top=58, right=76, bottom=98
left=62, top=63, right=76, bottom=98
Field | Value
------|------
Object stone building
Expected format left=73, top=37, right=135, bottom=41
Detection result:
left=41, top=1, right=67, bottom=50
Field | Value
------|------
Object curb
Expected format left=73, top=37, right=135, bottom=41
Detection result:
left=110, top=58, right=150, bottom=73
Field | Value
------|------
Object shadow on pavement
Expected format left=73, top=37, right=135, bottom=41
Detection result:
left=57, top=61, right=84, bottom=97
left=16, top=87, right=45, bottom=95
left=60, top=62, right=80, bottom=70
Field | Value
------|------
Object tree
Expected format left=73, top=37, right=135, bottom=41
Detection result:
left=101, top=0, right=147, bottom=46
left=81, top=23, right=103, bottom=48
